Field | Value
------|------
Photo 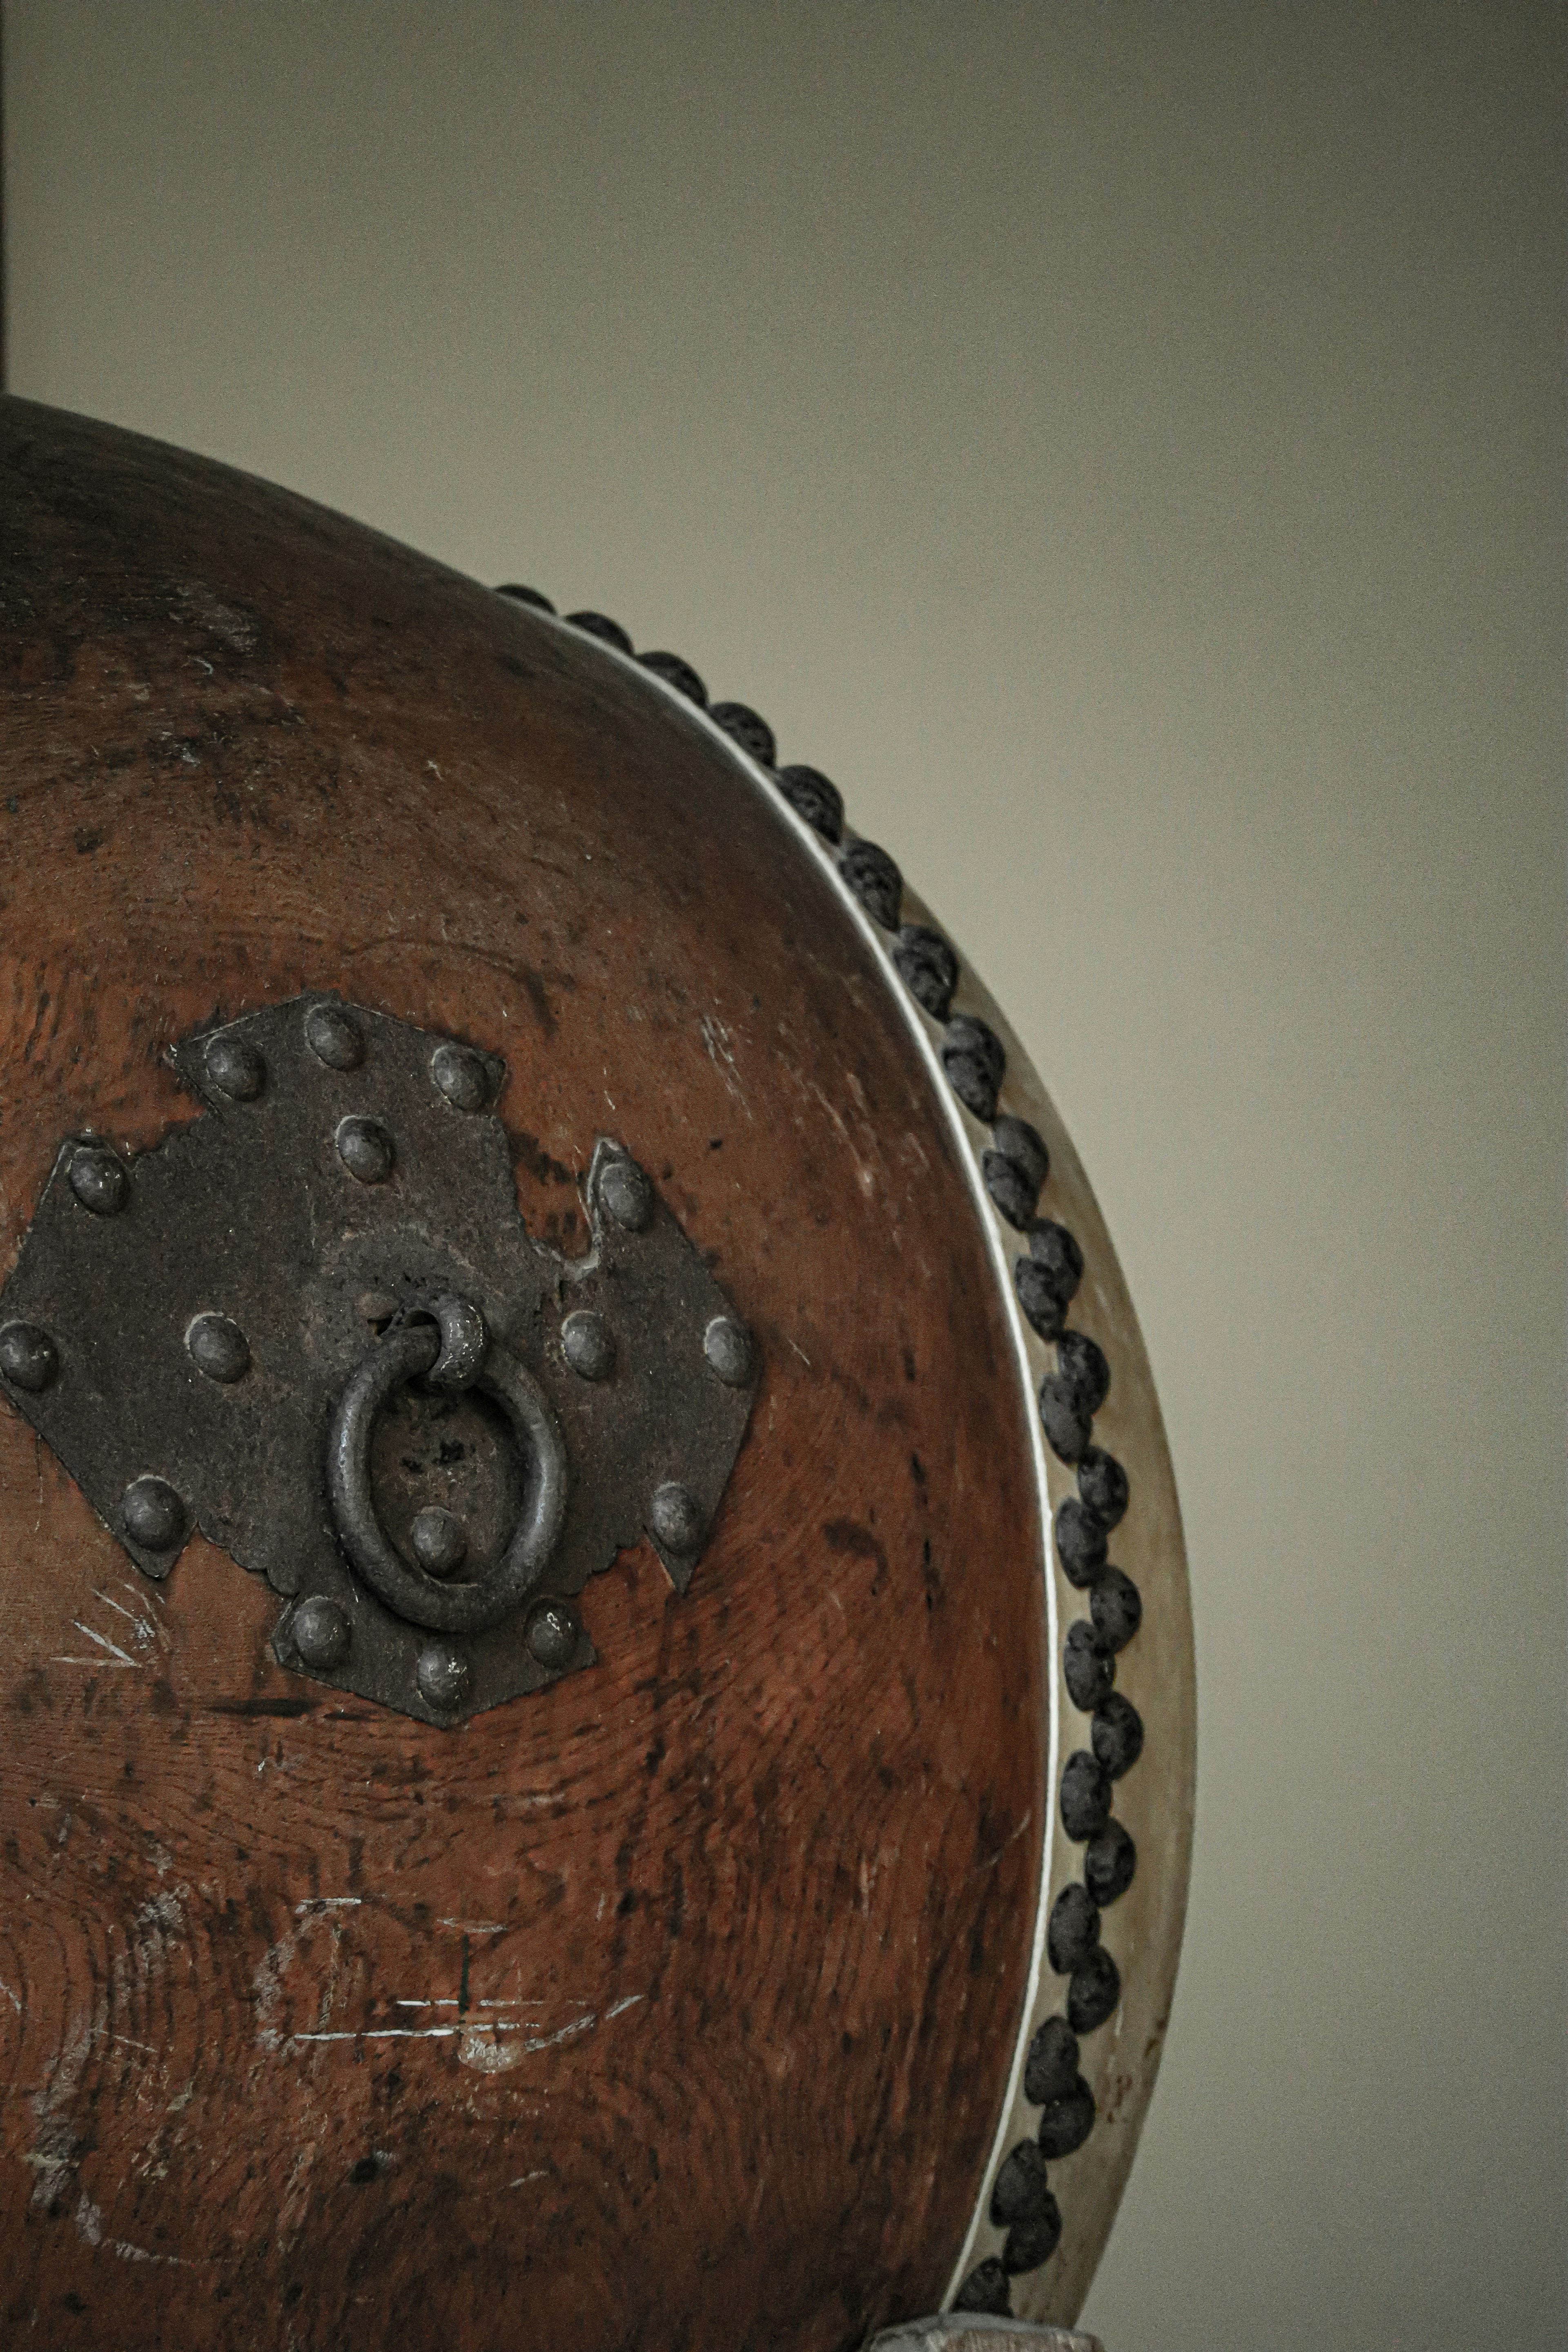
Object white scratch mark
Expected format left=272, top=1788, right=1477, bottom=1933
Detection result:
left=519, top=2011, right=597, bottom=2052
left=76, top=2190, right=190, bottom=2266
left=67, top=1619, right=141, bottom=1668
left=605, top=1994, right=645, bottom=2021
left=437, top=1918, right=506, bottom=1933
left=978, top=1809, right=1035, bottom=1871
left=287, top=2025, right=461, bottom=2044
left=0, top=1978, right=21, bottom=2014
left=294, top=1898, right=361, bottom=1913
left=92, top=1588, right=156, bottom=1642
left=699, top=1013, right=753, bottom=1120
left=395, top=1996, right=539, bottom=2011
left=787, top=1336, right=812, bottom=1368
left=508, top=2170, right=549, bottom=2187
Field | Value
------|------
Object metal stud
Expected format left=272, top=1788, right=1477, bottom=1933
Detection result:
left=292, top=1594, right=350, bottom=1670
left=410, top=1506, right=467, bottom=1579
left=185, top=1312, right=251, bottom=1384
left=526, top=1599, right=582, bottom=1669
left=205, top=1033, right=266, bottom=1101
left=702, top=1315, right=752, bottom=1386
left=561, top=1310, right=615, bottom=1381
left=416, top=1641, right=470, bottom=1713
left=639, top=650, right=708, bottom=706
left=599, top=1157, right=652, bottom=1232
left=430, top=1042, right=491, bottom=1114
left=0, top=1320, right=58, bottom=1391
left=68, top=1145, right=128, bottom=1216
left=305, top=1003, right=365, bottom=1071
left=565, top=610, right=633, bottom=653
left=121, top=1475, right=185, bottom=1551
left=649, top=1481, right=704, bottom=1556
left=336, top=1116, right=394, bottom=1185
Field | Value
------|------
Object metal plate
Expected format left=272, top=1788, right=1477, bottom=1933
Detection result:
left=0, top=992, right=757, bottom=1725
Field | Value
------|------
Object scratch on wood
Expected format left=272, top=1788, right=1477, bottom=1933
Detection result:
left=92, top=1585, right=158, bottom=1642
left=55, top=1617, right=143, bottom=1668
left=699, top=1013, right=753, bottom=1120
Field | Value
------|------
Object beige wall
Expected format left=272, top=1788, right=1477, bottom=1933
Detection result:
left=6, top=4, right=1563, bottom=2346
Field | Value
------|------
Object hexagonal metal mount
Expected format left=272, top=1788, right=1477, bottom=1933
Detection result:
left=0, top=992, right=757, bottom=1725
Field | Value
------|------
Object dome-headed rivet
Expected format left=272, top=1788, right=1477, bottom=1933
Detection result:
left=204, top=1033, right=265, bottom=1101
left=430, top=1042, right=491, bottom=1114
left=410, top=1505, right=467, bottom=1579
left=121, top=1475, right=185, bottom=1552
left=561, top=1310, right=615, bottom=1381
left=599, top=1158, right=652, bottom=1233
left=292, top=1594, right=351, bottom=1670
left=526, top=1599, right=582, bottom=1669
left=305, top=1003, right=365, bottom=1071
left=0, top=1321, right=58, bottom=1392
left=416, top=1641, right=470, bottom=1713
left=703, top=1316, right=753, bottom=1387
left=336, top=1116, right=394, bottom=1185
left=69, top=1146, right=128, bottom=1216
left=649, top=1481, right=704, bottom=1557
left=185, top=1312, right=250, bottom=1384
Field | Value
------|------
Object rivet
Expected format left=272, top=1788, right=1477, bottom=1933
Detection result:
left=1047, top=1882, right=1101, bottom=1976
left=305, top=1003, right=365, bottom=1071
left=416, top=1641, right=470, bottom=1713
left=185, top=1312, right=250, bottom=1384
left=293, top=1594, right=351, bottom=1670
left=1067, top=1944, right=1121, bottom=2036
left=526, top=1599, right=582, bottom=1669
left=1022, top=2015, right=1081, bottom=2108
left=649, top=1481, right=704, bottom=1556
left=703, top=1316, right=752, bottom=1386
left=336, top=1116, right=394, bottom=1185
left=0, top=1321, right=58, bottom=1392
left=1036, top=2073, right=1097, bottom=2159
left=561, top=1310, right=615, bottom=1381
left=203, top=1033, right=265, bottom=1102
left=1084, top=1819, right=1137, bottom=1907
left=68, top=1145, right=128, bottom=1216
left=430, top=1042, right=491, bottom=1114
left=121, top=1475, right=185, bottom=1552
left=410, top=1506, right=467, bottom=1579
left=599, top=1157, right=652, bottom=1233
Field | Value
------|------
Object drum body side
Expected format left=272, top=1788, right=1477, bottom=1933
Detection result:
left=0, top=397, right=1064, bottom=2352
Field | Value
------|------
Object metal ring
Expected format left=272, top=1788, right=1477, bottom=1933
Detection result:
left=326, top=1310, right=567, bottom=1633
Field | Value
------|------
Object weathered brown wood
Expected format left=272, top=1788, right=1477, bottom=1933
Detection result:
left=0, top=399, right=1047, bottom=2350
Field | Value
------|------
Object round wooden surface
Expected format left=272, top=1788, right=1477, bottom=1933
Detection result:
left=0, top=399, right=1048, bottom=2350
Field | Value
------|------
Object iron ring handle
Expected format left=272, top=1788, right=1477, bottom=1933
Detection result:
left=326, top=1311, right=568, bottom=1634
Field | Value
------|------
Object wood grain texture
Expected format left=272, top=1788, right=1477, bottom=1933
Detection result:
left=0, top=400, right=1048, bottom=2351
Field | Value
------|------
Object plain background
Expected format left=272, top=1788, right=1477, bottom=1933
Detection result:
left=4, top=5, right=1563, bottom=2348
